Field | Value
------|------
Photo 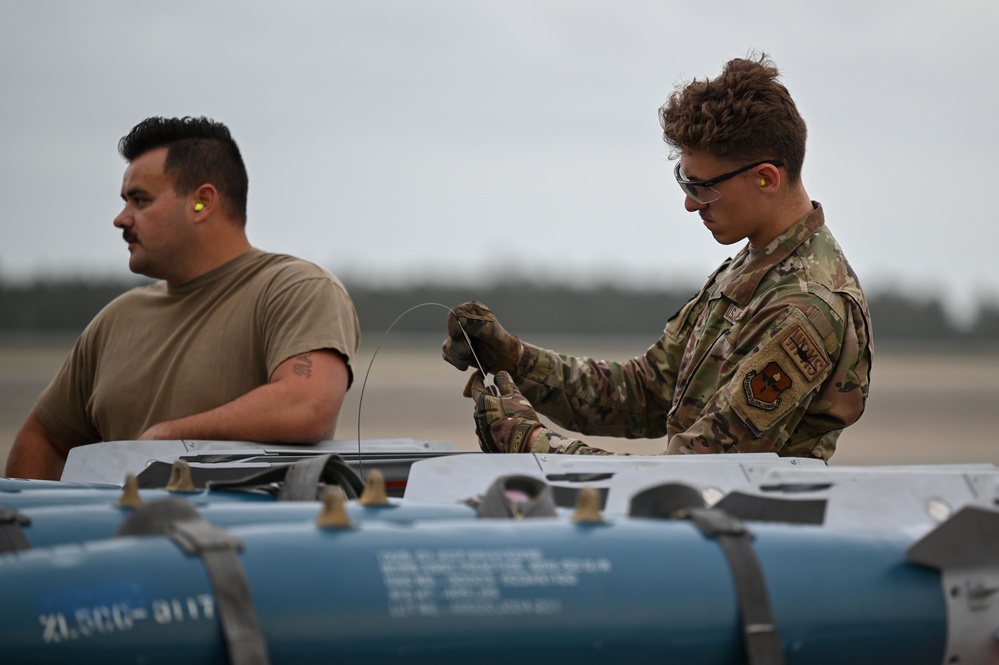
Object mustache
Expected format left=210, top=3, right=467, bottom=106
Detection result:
left=122, top=230, right=138, bottom=243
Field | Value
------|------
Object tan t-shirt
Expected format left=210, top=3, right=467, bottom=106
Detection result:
left=35, top=249, right=360, bottom=443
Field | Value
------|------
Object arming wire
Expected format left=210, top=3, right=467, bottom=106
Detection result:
left=354, top=302, right=494, bottom=478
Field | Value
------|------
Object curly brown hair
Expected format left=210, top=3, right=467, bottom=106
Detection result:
left=659, top=53, right=807, bottom=183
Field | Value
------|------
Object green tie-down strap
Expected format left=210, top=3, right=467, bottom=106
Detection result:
left=207, top=453, right=365, bottom=501
left=679, top=507, right=785, bottom=665
left=169, top=517, right=271, bottom=665
left=0, top=506, right=31, bottom=553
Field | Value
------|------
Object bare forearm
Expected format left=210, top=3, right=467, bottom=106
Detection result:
left=139, top=351, right=349, bottom=444
left=141, top=383, right=337, bottom=442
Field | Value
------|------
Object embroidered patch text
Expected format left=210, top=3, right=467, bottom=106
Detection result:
left=780, top=325, right=830, bottom=379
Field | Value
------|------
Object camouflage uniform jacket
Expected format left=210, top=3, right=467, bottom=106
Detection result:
left=514, top=204, right=872, bottom=460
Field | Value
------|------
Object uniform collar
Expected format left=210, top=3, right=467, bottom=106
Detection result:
left=720, top=203, right=825, bottom=307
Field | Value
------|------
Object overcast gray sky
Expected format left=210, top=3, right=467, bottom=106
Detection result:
left=2, top=1, right=997, bottom=321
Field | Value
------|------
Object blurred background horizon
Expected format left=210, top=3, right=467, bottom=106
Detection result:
left=3, top=1, right=999, bottom=470
left=3, top=1, right=999, bottom=326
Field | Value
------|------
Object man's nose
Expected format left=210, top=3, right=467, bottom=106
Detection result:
left=684, top=196, right=707, bottom=213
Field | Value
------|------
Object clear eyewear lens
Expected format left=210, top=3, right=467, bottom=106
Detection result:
left=684, top=184, right=720, bottom=204
left=674, top=163, right=721, bottom=204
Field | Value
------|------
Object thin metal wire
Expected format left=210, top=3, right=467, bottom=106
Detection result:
left=355, top=302, right=494, bottom=478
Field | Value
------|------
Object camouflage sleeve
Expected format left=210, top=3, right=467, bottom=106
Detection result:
left=511, top=341, right=672, bottom=439
left=778, top=292, right=872, bottom=459
left=665, top=290, right=870, bottom=459
left=529, top=428, right=619, bottom=456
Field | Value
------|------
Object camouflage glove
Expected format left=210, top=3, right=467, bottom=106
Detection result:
left=464, top=371, right=543, bottom=454
left=443, top=302, right=522, bottom=374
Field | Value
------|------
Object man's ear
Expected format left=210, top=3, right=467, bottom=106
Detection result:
left=191, top=184, right=218, bottom=219
left=756, top=163, right=782, bottom=192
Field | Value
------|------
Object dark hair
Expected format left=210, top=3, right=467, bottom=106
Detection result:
left=118, top=116, right=249, bottom=224
left=659, top=53, right=807, bottom=183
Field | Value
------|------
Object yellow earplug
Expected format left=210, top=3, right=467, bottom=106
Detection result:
left=760, top=178, right=766, bottom=187
left=194, top=202, right=205, bottom=212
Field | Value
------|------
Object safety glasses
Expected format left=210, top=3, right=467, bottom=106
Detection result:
left=673, top=159, right=784, bottom=204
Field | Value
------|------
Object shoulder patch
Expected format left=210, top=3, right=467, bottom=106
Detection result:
left=743, top=361, right=793, bottom=410
left=780, top=324, right=829, bottom=380
left=730, top=308, right=834, bottom=437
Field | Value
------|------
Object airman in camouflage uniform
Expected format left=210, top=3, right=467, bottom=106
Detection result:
left=445, top=54, right=873, bottom=461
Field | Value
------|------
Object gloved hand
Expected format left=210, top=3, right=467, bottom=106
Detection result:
left=464, top=371, right=543, bottom=454
left=443, top=302, right=522, bottom=374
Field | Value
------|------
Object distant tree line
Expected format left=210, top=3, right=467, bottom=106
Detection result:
left=1, top=276, right=997, bottom=347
